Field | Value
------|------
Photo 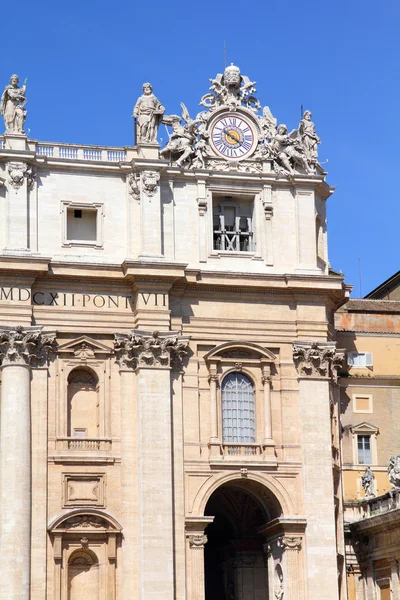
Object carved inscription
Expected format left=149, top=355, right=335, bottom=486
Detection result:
left=0, top=287, right=134, bottom=310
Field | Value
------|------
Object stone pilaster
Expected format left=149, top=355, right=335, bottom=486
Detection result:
left=208, top=362, right=220, bottom=456
left=187, top=534, right=208, bottom=600
left=277, top=536, right=302, bottom=600
left=115, top=330, right=189, bottom=600
left=0, top=326, right=56, bottom=600
left=391, top=560, right=399, bottom=600
left=292, top=340, right=344, bottom=600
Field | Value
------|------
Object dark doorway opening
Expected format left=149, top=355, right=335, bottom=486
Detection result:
left=204, top=482, right=272, bottom=600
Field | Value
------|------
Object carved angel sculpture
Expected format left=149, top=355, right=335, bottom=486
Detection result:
left=269, top=125, right=312, bottom=175
left=160, top=103, right=199, bottom=167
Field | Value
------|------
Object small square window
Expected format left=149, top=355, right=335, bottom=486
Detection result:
left=62, top=202, right=103, bottom=248
left=353, top=394, right=373, bottom=413
left=357, top=434, right=372, bottom=464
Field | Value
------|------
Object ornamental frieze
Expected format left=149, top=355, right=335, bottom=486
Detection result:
left=114, top=329, right=190, bottom=370
left=292, top=341, right=345, bottom=382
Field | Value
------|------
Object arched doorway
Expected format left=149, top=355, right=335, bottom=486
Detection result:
left=204, top=480, right=280, bottom=600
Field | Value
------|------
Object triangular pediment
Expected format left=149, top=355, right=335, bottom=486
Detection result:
left=57, top=336, right=112, bottom=355
left=350, top=421, right=379, bottom=434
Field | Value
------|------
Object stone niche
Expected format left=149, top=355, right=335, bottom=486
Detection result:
left=48, top=509, right=121, bottom=600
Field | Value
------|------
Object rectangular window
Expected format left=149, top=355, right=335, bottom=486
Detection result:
left=67, top=207, right=97, bottom=241
left=73, top=428, right=87, bottom=438
left=348, top=352, right=373, bottom=367
left=213, top=195, right=254, bottom=252
left=357, top=434, right=372, bottom=464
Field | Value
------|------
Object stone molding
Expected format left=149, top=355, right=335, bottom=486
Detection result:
left=188, top=534, right=207, bottom=549
left=0, top=326, right=57, bottom=367
left=114, top=329, right=190, bottom=370
left=277, top=536, right=302, bottom=551
left=292, top=341, right=345, bottom=382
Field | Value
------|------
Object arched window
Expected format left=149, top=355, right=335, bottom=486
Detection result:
left=68, top=549, right=99, bottom=600
left=222, top=372, right=255, bottom=443
left=67, top=368, right=99, bottom=438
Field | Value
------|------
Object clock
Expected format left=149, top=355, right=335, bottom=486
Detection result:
left=210, top=113, right=257, bottom=160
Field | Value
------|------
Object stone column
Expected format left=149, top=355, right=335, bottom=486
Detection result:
left=0, top=326, right=56, bottom=600
left=114, top=330, right=189, bottom=600
left=277, top=536, right=302, bottom=600
left=292, top=341, right=345, bottom=600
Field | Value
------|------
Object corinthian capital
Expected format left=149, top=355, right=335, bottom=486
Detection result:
left=292, top=341, right=345, bottom=382
left=277, top=536, right=302, bottom=551
left=0, top=326, right=57, bottom=366
left=114, top=329, right=190, bottom=370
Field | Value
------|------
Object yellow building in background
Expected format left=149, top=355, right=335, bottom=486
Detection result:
left=336, top=273, right=400, bottom=599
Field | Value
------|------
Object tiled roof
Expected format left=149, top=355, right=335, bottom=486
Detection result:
left=343, top=299, right=400, bottom=313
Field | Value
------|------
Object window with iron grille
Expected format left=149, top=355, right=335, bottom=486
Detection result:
left=221, top=372, right=255, bottom=443
left=213, top=196, right=254, bottom=252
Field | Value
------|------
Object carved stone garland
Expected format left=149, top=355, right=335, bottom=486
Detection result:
left=292, top=341, right=345, bottom=382
left=0, top=326, right=57, bottom=366
left=114, top=330, right=190, bottom=370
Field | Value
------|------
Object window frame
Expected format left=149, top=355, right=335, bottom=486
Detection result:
left=357, top=434, right=372, bottom=465
left=350, top=422, right=379, bottom=466
left=221, top=371, right=256, bottom=444
left=61, top=200, right=104, bottom=248
left=347, top=352, right=373, bottom=368
left=208, top=188, right=262, bottom=259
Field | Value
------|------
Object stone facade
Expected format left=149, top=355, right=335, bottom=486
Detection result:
left=0, top=67, right=350, bottom=599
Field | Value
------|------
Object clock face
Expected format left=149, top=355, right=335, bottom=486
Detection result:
left=210, top=113, right=256, bottom=160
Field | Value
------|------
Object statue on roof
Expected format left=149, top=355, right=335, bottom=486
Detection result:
left=160, top=103, right=200, bottom=167
left=1, top=74, right=27, bottom=134
left=298, top=110, right=320, bottom=163
left=133, top=82, right=165, bottom=144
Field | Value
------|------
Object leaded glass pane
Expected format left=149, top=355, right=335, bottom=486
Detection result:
left=222, top=372, right=255, bottom=443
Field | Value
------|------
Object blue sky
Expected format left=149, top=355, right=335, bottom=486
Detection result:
left=3, top=0, right=399, bottom=297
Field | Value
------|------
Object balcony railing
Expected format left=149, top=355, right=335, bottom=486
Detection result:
left=345, top=488, right=400, bottom=523
left=56, top=437, right=112, bottom=451
left=223, top=443, right=263, bottom=458
left=36, top=144, right=127, bottom=162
